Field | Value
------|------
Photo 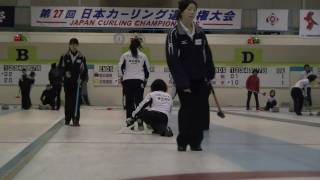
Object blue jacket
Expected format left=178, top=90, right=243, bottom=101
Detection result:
left=165, top=22, right=215, bottom=89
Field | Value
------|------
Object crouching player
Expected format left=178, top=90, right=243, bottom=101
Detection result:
left=39, top=84, right=57, bottom=110
left=126, top=79, right=173, bottom=137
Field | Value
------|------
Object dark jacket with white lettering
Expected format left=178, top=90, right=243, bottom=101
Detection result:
left=165, top=22, right=215, bottom=89
left=58, top=51, right=88, bottom=84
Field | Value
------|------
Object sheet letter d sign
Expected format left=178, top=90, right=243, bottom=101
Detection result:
left=241, top=51, right=254, bottom=63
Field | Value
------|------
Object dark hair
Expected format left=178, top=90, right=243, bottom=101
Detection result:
left=151, top=79, right=167, bottom=92
left=307, top=74, right=317, bottom=82
left=304, top=64, right=311, bottom=73
left=69, top=38, right=79, bottom=45
left=252, top=69, right=259, bottom=74
left=51, top=63, right=56, bottom=68
left=22, top=68, right=26, bottom=72
left=176, top=0, right=198, bottom=20
left=30, top=71, right=36, bottom=77
left=130, top=38, right=142, bottom=58
left=269, top=89, right=276, bottom=97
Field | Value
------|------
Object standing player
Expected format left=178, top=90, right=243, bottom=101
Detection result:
left=19, top=69, right=36, bottom=110
left=118, top=37, right=150, bottom=130
left=246, top=69, right=260, bottom=110
left=166, top=0, right=215, bottom=151
left=48, top=63, right=62, bottom=110
left=58, top=38, right=88, bottom=126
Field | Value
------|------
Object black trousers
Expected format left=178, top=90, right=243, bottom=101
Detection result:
left=81, top=95, right=90, bottom=105
left=41, top=98, right=55, bottom=109
left=122, top=79, right=144, bottom=118
left=246, top=91, right=259, bottom=109
left=64, top=82, right=81, bottom=123
left=52, top=83, right=62, bottom=110
left=136, top=109, right=168, bottom=135
left=291, top=87, right=303, bottom=115
left=176, top=80, right=210, bottom=147
left=264, top=100, right=277, bottom=111
left=21, top=89, right=31, bottom=110
left=306, top=87, right=312, bottom=106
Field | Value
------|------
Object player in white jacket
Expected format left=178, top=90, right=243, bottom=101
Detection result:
left=291, top=74, right=317, bottom=115
left=118, top=38, right=150, bottom=125
left=300, top=64, right=313, bottom=106
left=126, top=79, right=173, bottom=137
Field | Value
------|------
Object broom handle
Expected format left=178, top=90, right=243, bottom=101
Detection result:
left=74, top=76, right=81, bottom=117
left=210, top=85, right=222, bottom=112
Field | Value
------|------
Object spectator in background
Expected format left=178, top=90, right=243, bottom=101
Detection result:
left=81, top=73, right=91, bottom=105
left=264, top=89, right=277, bottom=111
left=40, top=84, right=56, bottom=110
left=19, top=69, right=36, bottom=110
left=246, top=69, right=260, bottom=111
left=49, top=63, right=62, bottom=110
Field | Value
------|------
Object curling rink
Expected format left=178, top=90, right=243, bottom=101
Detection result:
left=0, top=106, right=319, bottom=180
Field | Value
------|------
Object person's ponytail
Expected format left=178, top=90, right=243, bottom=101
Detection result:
left=130, top=38, right=142, bottom=58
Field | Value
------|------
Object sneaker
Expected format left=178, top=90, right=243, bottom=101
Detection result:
left=152, top=130, right=160, bottom=134
left=65, top=119, right=71, bottom=125
left=146, top=124, right=153, bottom=130
left=161, top=127, right=173, bottom=137
left=126, top=118, right=135, bottom=127
left=177, top=145, right=187, bottom=151
left=190, top=145, right=202, bottom=151
left=72, top=122, right=80, bottom=126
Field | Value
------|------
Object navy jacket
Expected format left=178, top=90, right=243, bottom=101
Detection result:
left=58, top=51, right=88, bottom=84
left=165, top=22, right=215, bottom=89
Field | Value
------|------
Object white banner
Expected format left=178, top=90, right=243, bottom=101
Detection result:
left=92, top=65, right=289, bottom=88
left=31, top=7, right=242, bottom=29
left=257, top=9, right=288, bottom=31
left=0, top=64, right=290, bottom=88
left=93, top=65, right=119, bottom=86
left=300, top=10, right=320, bottom=36
left=196, top=9, right=242, bottom=29
left=212, top=66, right=289, bottom=88
left=0, top=64, right=50, bottom=85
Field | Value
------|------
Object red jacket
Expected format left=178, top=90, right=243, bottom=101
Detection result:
left=246, top=74, right=260, bottom=92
